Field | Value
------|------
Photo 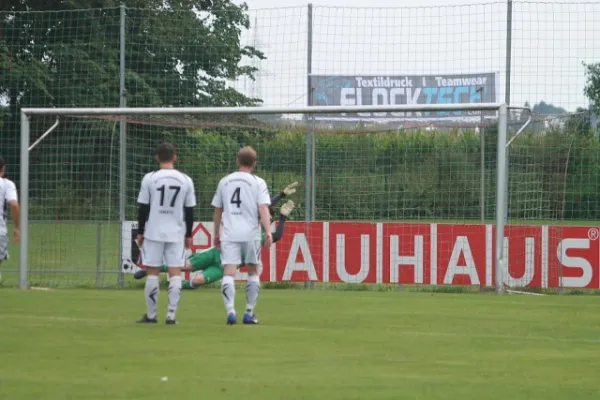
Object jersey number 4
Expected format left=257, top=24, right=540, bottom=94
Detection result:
left=230, top=187, right=242, bottom=208
left=157, top=185, right=181, bottom=207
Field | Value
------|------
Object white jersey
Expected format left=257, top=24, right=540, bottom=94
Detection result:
left=137, top=169, right=196, bottom=243
left=0, top=178, right=18, bottom=237
left=211, top=171, right=270, bottom=242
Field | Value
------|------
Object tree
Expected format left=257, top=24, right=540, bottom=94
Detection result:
left=584, top=62, right=600, bottom=113
left=1, top=0, right=264, bottom=111
left=532, top=101, right=567, bottom=115
left=0, top=0, right=265, bottom=217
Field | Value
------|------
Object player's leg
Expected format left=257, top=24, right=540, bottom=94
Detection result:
left=134, top=264, right=165, bottom=280
left=134, top=258, right=195, bottom=280
left=0, top=234, right=8, bottom=283
left=242, top=240, right=262, bottom=325
left=134, top=247, right=220, bottom=280
left=183, top=265, right=224, bottom=289
left=164, top=241, right=186, bottom=325
left=182, top=271, right=202, bottom=289
left=220, top=241, right=241, bottom=325
left=187, top=247, right=221, bottom=271
left=136, top=239, right=163, bottom=324
left=172, top=248, right=219, bottom=288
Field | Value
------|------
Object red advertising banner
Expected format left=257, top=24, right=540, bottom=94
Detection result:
left=134, top=221, right=599, bottom=289
left=259, top=222, right=600, bottom=289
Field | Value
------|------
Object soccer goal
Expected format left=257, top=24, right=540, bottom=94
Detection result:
left=17, top=103, right=512, bottom=293
left=500, top=110, right=600, bottom=295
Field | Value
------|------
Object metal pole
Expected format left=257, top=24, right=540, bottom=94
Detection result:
left=19, top=112, right=30, bottom=290
left=504, top=1, right=513, bottom=225
left=305, top=3, right=313, bottom=222
left=118, top=4, right=127, bottom=287
left=505, top=0, right=513, bottom=106
left=495, top=104, right=509, bottom=294
left=310, top=105, right=316, bottom=221
left=23, top=103, right=504, bottom=116
left=504, top=144, right=510, bottom=224
left=96, top=223, right=102, bottom=288
left=477, top=86, right=485, bottom=223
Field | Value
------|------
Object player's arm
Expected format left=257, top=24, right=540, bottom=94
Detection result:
left=184, top=206, right=194, bottom=238
left=270, top=182, right=298, bottom=206
left=272, top=216, right=285, bottom=243
left=211, top=181, right=224, bottom=248
left=272, top=200, right=295, bottom=243
left=184, top=177, right=197, bottom=248
left=136, top=175, right=151, bottom=245
left=258, top=179, right=272, bottom=247
left=6, top=181, right=20, bottom=241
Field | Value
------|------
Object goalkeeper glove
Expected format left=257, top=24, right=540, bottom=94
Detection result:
left=280, top=200, right=295, bottom=218
left=282, top=182, right=299, bottom=196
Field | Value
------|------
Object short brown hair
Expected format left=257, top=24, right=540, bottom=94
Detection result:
left=156, top=142, right=176, bottom=163
left=237, top=146, right=257, bottom=167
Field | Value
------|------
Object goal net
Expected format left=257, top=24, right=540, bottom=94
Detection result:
left=503, top=110, right=600, bottom=295
left=15, top=103, right=513, bottom=291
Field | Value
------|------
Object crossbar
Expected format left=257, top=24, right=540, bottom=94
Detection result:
left=21, top=103, right=504, bottom=116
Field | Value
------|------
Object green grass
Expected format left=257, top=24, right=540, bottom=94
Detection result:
left=1, top=288, right=600, bottom=399
left=2, top=222, right=121, bottom=287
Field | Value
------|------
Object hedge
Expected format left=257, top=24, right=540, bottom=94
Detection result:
left=26, top=123, right=600, bottom=223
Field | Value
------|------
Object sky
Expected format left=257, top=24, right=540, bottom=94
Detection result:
left=231, top=0, right=600, bottom=113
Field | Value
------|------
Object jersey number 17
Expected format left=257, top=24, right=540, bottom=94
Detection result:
left=157, top=185, right=181, bottom=207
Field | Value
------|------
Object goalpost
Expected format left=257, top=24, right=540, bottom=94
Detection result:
left=18, top=103, right=510, bottom=293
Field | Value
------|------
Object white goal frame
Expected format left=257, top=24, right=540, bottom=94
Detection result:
left=19, top=103, right=509, bottom=292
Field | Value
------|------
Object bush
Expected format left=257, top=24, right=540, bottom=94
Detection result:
left=27, top=126, right=600, bottom=223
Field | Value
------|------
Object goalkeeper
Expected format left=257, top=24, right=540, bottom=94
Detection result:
left=133, top=182, right=298, bottom=289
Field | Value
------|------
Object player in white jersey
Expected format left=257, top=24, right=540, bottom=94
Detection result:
left=212, top=146, right=272, bottom=325
left=0, top=157, right=20, bottom=283
left=135, top=142, right=196, bottom=325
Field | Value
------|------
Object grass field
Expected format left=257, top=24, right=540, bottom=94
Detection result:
left=1, top=288, right=600, bottom=399
left=1, top=222, right=121, bottom=287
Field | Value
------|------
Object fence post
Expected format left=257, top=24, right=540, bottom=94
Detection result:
left=96, top=223, right=102, bottom=288
left=505, top=0, right=512, bottom=106
left=504, top=0, right=513, bottom=225
left=19, top=112, right=30, bottom=290
left=495, top=104, right=509, bottom=294
left=305, top=3, right=314, bottom=223
left=118, top=4, right=127, bottom=287
left=477, top=86, right=485, bottom=224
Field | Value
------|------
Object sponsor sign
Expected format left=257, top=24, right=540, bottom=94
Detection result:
left=309, top=73, right=498, bottom=120
left=121, top=222, right=600, bottom=289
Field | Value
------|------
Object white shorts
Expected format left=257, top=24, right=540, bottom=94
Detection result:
left=221, top=240, right=262, bottom=266
left=140, top=238, right=186, bottom=268
left=0, top=234, right=8, bottom=261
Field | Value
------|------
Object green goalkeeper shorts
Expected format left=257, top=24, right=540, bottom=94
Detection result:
left=195, top=266, right=224, bottom=284
left=188, top=247, right=221, bottom=272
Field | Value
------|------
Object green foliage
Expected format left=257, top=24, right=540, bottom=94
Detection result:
left=22, top=123, right=600, bottom=224
left=0, top=1, right=262, bottom=109
left=565, top=107, right=593, bottom=136
left=584, top=62, right=600, bottom=113
left=0, top=2, right=264, bottom=184
left=531, top=101, right=567, bottom=115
